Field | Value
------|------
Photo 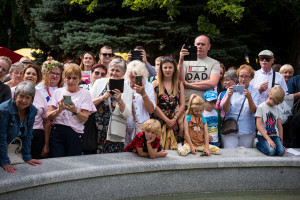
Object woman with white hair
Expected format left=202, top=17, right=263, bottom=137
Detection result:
left=90, top=57, right=132, bottom=153
left=0, top=81, right=42, bottom=173
left=124, top=60, right=156, bottom=146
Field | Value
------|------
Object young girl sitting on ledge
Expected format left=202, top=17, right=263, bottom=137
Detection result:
left=125, top=119, right=168, bottom=158
left=177, top=94, right=220, bottom=156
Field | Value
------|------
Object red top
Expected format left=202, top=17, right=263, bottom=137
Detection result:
left=125, top=132, right=160, bottom=152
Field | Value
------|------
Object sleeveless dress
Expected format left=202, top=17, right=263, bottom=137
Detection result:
left=151, top=85, right=180, bottom=143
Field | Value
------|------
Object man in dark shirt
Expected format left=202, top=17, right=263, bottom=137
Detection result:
left=0, top=56, right=12, bottom=104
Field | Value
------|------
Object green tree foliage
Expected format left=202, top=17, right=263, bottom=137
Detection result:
left=0, top=0, right=32, bottom=50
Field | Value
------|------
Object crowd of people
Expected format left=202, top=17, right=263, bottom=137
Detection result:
left=1, top=35, right=300, bottom=173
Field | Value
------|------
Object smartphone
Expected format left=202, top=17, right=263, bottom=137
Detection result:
left=63, top=95, right=72, bottom=105
left=232, top=85, right=245, bottom=93
left=184, top=45, right=197, bottom=61
left=131, top=50, right=143, bottom=62
left=135, top=75, right=142, bottom=86
left=109, top=78, right=124, bottom=93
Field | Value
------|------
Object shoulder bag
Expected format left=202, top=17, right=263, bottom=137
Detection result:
left=8, top=137, right=24, bottom=164
left=221, top=98, right=246, bottom=135
left=107, top=97, right=127, bottom=139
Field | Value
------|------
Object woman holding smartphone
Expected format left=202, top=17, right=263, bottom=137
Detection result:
left=46, top=64, right=96, bottom=158
left=222, top=64, right=259, bottom=148
left=124, top=60, right=156, bottom=146
left=90, top=57, right=132, bottom=153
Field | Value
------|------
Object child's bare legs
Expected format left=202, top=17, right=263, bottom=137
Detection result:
left=197, top=144, right=220, bottom=155
left=156, top=150, right=168, bottom=157
left=177, top=143, right=191, bottom=156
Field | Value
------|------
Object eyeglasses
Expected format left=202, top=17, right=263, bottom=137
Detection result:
left=161, top=57, right=174, bottom=62
left=239, top=75, right=250, bottom=80
left=94, top=71, right=106, bottom=77
left=259, top=57, right=272, bottom=62
left=66, top=76, right=79, bottom=80
left=101, top=53, right=113, bottom=57
left=50, top=72, right=61, bottom=77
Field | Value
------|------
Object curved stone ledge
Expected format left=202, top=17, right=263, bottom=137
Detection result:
left=0, top=149, right=299, bottom=200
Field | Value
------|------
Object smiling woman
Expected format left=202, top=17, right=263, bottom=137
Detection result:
left=0, top=81, right=42, bottom=173
left=10, top=65, right=51, bottom=159
left=36, top=61, right=64, bottom=102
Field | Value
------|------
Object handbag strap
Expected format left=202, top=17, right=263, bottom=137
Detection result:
left=272, top=70, right=276, bottom=87
left=237, top=98, right=246, bottom=121
left=223, top=97, right=246, bottom=123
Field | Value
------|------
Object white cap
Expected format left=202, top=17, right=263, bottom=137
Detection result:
left=258, top=50, right=274, bottom=57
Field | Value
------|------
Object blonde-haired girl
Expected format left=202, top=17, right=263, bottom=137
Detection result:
left=178, top=94, right=220, bottom=156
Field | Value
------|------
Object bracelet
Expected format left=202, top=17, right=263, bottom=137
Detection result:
left=174, top=115, right=178, bottom=119
left=142, top=94, right=147, bottom=98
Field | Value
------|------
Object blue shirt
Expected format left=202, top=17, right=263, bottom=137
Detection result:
left=287, top=75, right=300, bottom=94
left=223, top=85, right=259, bottom=135
left=0, top=99, right=37, bottom=166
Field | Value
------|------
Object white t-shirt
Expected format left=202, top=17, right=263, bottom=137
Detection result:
left=255, top=102, right=281, bottom=137
left=36, top=82, right=58, bottom=103
left=49, top=88, right=97, bottom=133
left=183, top=56, right=220, bottom=103
left=203, top=109, right=219, bottom=143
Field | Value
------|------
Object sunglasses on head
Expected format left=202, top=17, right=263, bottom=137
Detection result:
left=101, top=53, right=113, bottom=57
left=259, top=56, right=272, bottom=62
left=161, top=57, right=174, bottom=63
left=94, top=71, right=106, bottom=77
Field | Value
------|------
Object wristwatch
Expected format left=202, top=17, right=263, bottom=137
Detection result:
left=72, top=109, right=79, bottom=115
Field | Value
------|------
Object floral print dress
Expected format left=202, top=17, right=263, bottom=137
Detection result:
left=151, top=85, right=180, bottom=141
left=94, top=85, right=124, bottom=153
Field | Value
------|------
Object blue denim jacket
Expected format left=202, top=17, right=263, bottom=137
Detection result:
left=0, top=99, right=37, bottom=166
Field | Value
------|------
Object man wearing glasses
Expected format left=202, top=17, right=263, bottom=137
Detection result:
left=250, top=50, right=288, bottom=104
left=179, top=35, right=220, bottom=104
left=98, top=46, right=113, bottom=69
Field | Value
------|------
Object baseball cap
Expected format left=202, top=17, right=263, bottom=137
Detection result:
left=203, top=91, right=218, bottom=101
left=258, top=50, right=274, bottom=57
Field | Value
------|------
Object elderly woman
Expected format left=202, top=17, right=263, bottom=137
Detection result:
left=151, top=57, right=185, bottom=150
left=36, top=61, right=64, bottom=102
left=216, top=69, right=238, bottom=118
left=279, top=64, right=294, bottom=84
left=46, top=64, right=96, bottom=158
left=79, top=64, right=107, bottom=91
left=5, top=62, right=25, bottom=88
left=124, top=60, right=156, bottom=146
left=90, top=57, right=132, bottom=153
left=0, top=81, right=42, bottom=173
left=0, top=56, right=12, bottom=104
left=10, top=65, right=51, bottom=159
left=222, top=65, right=260, bottom=148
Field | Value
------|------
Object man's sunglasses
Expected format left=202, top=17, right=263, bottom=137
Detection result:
left=94, top=71, right=106, bottom=77
left=101, top=53, right=113, bottom=57
left=259, top=57, right=272, bottom=62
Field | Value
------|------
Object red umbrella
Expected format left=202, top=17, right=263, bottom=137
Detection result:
left=0, top=47, right=23, bottom=64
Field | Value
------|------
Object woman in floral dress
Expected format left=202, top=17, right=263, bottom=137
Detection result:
left=90, top=58, right=132, bottom=153
left=151, top=57, right=185, bottom=150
